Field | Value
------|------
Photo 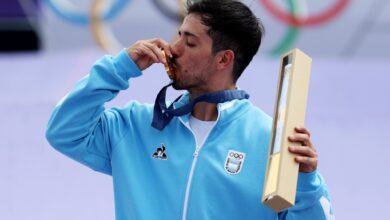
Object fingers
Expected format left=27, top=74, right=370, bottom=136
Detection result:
left=294, top=155, right=318, bottom=173
left=152, top=38, right=172, bottom=58
left=288, top=126, right=313, bottom=147
left=295, top=155, right=317, bottom=165
left=128, top=40, right=163, bottom=62
left=149, top=38, right=173, bottom=60
left=143, top=42, right=165, bottom=63
left=295, top=126, right=311, bottom=137
left=288, top=145, right=318, bottom=173
left=288, top=145, right=316, bottom=158
left=288, top=133, right=312, bottom=147
left=126, top=38, right=171, bottom=70
left=288, top=126, right=318, bottom=173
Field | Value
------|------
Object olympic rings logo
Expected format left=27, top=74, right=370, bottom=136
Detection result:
left=260, top=0, right=350, bottom=56
left=260, top=0, right=350, bottom=27
left=43, top=0, right=131, bottom=25
left=150, top=0, right=187, bottom=22
left=229, top=152, right=244, bottom=160
left=43, top=0, right=350, bottom=56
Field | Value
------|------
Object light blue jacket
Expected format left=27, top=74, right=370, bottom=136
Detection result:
left=46, top=50, right=334, bottom=220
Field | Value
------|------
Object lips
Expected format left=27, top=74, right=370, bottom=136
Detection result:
left=171, top=59, right=181, bottom=82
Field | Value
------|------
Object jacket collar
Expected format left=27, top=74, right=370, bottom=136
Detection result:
left=173, top=91, right=251, bottom=126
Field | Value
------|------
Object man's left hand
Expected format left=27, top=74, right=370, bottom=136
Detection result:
left=288, top=126, right=318, bottom=173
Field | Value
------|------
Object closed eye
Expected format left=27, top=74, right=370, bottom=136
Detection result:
left=186, top=42, right=195, bottom=47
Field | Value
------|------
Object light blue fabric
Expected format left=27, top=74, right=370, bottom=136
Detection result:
left=46, top=49, right=334, bottom=220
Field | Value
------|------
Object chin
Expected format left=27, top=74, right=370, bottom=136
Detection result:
left=172, top=81, right=185, bottom=91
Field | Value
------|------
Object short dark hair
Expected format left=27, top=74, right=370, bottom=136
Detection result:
left=187, top=0, right=264, bottom=82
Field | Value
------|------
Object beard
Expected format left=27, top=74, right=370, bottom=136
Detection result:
left=171, top=59, right=212, bottom=91
left=171, top=69, right=208, bottom=92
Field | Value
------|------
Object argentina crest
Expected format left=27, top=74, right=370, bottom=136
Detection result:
left=224, top=150, right=246, bottom=174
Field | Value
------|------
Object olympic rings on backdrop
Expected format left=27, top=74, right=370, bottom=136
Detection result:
left=148, top=0, right=302, bottom=56
left=150, top=0, right=186, bottom=23
left=90, top=0, right=122, bottom=54
left=44, top=0, right=130, bottom=25
left=270, top=0, right=301, bottom=56
left=260, top=0, right=350, bottom=27
left=45, top=0, right=350, bottom=56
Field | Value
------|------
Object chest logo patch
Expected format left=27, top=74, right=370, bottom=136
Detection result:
left=224, top=150, right=246, bottom=174
left=152, top=144, right=168, bottom=160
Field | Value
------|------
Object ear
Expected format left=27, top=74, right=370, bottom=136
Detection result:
left=216, top=50, right=234, bottom=71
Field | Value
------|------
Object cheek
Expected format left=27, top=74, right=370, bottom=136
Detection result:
left=179, top=51, right=213, bottom=76
left=183, top=57, right=196, bottom=70
left=185, top=56, right=208, bottom=72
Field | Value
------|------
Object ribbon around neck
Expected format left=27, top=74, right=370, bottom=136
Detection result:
left=151, top=83, right=250, bottom=130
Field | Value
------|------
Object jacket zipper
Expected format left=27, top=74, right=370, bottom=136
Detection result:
left=180, top=110, right=220, bottom=220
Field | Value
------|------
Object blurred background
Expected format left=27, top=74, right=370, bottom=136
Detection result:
left=0, top=0, right=389, bottom=219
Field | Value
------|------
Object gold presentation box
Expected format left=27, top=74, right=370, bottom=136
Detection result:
left=262, top=48, right=312, bottom=212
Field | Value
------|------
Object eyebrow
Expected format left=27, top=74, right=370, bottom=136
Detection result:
left=179, top=30, right=199, bottom=39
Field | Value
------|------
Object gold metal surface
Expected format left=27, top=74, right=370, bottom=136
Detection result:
left=162, top=50, right=175, bottom=80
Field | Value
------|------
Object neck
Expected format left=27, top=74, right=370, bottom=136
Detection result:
left=189, top=84, right=236, bottom=121
left=192, top=102, right=218, bottom=121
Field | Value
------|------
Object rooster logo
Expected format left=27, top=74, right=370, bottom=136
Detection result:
left=152, top=144, right=168, bottom=160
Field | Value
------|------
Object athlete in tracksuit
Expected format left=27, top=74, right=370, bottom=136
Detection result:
left=46, top=1, right=334, bottom=219
left=46, top=49, right=334, bottom=220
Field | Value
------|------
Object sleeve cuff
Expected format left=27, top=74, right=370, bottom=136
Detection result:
left=297, top=170, right=320, bottom=191
left=113, top=49, right=142, bottom=80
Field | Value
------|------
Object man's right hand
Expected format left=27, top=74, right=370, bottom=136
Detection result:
left=126, top=38, right=172, bottom=71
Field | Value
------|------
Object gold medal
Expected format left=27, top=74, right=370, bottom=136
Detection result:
left=162, top=50, right=175, bottom=80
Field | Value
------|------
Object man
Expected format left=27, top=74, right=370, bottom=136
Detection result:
left=46, top=0, right=333, bottom=219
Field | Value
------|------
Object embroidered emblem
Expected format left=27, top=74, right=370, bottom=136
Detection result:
left=224, top=150, right=245, bottom=174
left=152, top=144, right=168, bottom=160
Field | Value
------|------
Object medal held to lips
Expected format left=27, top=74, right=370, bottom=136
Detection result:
left=162, top=50, right=175, bottom=80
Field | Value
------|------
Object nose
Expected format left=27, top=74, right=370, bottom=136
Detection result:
left=170, top=37, right=183, bottom=58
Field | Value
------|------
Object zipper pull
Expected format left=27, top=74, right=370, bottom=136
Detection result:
left=193, top=146, right=200, bottom=157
